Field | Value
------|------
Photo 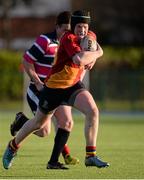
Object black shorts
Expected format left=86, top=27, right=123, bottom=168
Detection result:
left=39, top=81, right=85, bottom=114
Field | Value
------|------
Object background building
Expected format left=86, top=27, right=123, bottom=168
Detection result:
left=0, top=0, right=144, bottom=49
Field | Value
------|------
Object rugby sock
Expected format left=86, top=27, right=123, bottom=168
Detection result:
left=86, top=146, right=96, bottom=158
left=9, top=138, right=20, bottom=151
left=62, top=144, right=70, bottom=158
left=49, top=128, right=70, bottom=164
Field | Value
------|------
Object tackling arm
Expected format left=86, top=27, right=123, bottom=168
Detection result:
left=23, top=59, right=44, bottom=91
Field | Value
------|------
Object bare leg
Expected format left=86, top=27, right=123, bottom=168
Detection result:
left=34, top=119, right=51, bottom=137
left=74, top=90, right=99, bottom=146
left=54, top=105, right=73, bottom=132
left=34, top=105, right=73, bottom=137
left=15, top=108, right=53, bottom=145
left=72, top=90, right=109, bottom=168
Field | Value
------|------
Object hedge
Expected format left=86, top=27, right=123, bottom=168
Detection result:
left=97, top=46, right=144, bottom=70
left=0, top=47, right=143, bottom=100
left=0, top=50, right=23, bottom=100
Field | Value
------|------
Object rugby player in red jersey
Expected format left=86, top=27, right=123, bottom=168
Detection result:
left=3, top=10, right=109, bottom=170
left=9, top=11, right=79, bottom=165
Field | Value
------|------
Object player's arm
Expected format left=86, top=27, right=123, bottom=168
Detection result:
left=23, top=59, right=44, bottom=91
left=72, top=43, right=103, bottom=66
left=84, top=43, right=103, bottom=70
left=80, top=69, right=86, bottom=81
left=22, top=34, right=49, bottom=91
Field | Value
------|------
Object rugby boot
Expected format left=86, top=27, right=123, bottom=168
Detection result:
left=10, top=112, right=29, bottom=136
left=47, top=162, right=69, bottom=170
left=85, top=156, right=109, bottom=168
left=64, top=154, right=79, bottom=165
left=2, top=142, right=17, bottom=169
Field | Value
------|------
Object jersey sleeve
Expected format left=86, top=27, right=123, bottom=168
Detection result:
left=87, top=30, right=97, bottom=40
left=23, top=34, right=51, bottom=64
left=61, top=33, right=81, bottom=58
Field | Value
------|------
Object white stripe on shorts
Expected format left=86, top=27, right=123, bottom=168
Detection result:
left=27, top=86, right=39, bottom=106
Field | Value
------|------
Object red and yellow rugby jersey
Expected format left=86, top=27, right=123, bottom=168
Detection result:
left=45, top=31, right=84, bottom=89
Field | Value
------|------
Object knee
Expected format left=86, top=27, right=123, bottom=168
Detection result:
left=35, top=121, right=44, bottom=130
left=87, top=106, right=99, bottom=123
left=59, top=119, right=74, bottom=132
left=37, top=127, right=51, bottom=137
left=66, top=119, right=74, bottom=131
left=92, top=106, right=99, bottom=118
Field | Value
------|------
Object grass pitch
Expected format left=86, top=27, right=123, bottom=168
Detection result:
left=0, top=111, right=144, bottom=179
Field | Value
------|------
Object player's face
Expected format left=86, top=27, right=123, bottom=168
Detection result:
left=57, top=24, right=70, bottom=40
left=74, top=23, right=89, bottom=40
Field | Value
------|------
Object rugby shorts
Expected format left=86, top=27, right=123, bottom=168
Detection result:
left=27, top=83, right=40, bottom=114
left=39, top=81, right=86, bottom=114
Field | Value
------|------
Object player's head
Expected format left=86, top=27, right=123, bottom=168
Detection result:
left=56, top=11, right=71, bottom=39
left=71, top=10, right=91, bottom=39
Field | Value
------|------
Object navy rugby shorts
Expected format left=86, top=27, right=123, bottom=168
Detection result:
left=27, top=83, right=40, bottom=114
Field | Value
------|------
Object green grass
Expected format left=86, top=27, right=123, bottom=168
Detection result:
left=0, top=111, right=144, bottom=179
left=0, top=99, right=144, bottom=112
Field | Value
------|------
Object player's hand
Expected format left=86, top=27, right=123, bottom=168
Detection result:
left=35, top=81, right=44, bottom=91
left=84, top=60, right=96, bottom=70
